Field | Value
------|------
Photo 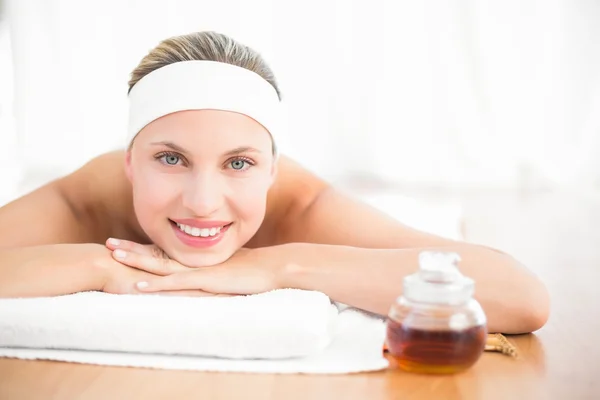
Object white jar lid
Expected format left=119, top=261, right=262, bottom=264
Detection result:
left=403, top=251, right=475, bottom=305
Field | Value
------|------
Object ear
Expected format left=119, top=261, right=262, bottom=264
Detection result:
left=124, top=149, right=133, bottom=183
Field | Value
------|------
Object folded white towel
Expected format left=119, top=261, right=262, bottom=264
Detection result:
left=0, top=289, right=389, bottom=374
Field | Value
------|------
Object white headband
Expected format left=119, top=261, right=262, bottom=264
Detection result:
left=127, top=60, right=281, bottom=144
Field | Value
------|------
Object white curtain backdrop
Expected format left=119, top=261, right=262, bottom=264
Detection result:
left=1, top=0, right=599, bottom=194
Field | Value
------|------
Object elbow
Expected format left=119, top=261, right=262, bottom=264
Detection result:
left=516, top=259, right=551, bottom=333
left=482, top=251, right=551, bottom=334
left=490, top=273, right=551, bottom=335
left=522, top=279, right=551, bottom=333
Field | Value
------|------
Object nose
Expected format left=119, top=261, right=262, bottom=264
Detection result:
left=181, top=171, right=225, bottom=217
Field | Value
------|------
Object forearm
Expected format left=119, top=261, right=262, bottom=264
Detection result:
left=0, top=244, right=107, bottom=298
left=280, top=242, right=550, bottom=334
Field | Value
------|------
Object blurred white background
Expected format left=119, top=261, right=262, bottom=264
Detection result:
left=0, top=0, right=599, bottom=241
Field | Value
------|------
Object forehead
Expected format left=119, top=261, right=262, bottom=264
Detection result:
left=136, top=109, right=273, bottom=150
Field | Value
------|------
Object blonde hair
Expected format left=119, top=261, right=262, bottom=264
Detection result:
left=128, top=31, right=281, bottom=99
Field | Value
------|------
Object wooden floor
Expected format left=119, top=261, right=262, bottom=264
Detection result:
left=1, top=187, right=599, bottom=399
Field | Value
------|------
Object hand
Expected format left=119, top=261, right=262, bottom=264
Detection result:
left=100, top=239, right=214, bottom=297
left=105, top=238, right=191, bottom=275
left=106, top=238, right=291, bottom=296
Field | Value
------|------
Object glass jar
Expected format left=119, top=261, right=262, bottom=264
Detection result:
left=386, top=251, right=487, bottom=374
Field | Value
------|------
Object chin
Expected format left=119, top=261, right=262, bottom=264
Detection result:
left=168, top=248, right=235, bottom=268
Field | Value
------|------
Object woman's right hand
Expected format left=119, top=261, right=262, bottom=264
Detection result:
left=92, top=244, right=214, bottom=297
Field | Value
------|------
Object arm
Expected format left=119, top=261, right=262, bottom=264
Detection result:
left=274, top=181, right=550, bottom=334
left=0, top=243, right=108, bottom=297
left=0, top=152, right=127, bottom=297
left=279, top=242, right=545, bottom=334
left=0, top=173, right=114, bottom=297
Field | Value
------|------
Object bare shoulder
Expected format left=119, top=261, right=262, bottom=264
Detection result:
left=0, top=150, right=139, bottom=248
left=273, top=155, right=329, bottom=196
left=248, top=154, right=329, bottom=247
left=56, top=150, right=144, bottom=243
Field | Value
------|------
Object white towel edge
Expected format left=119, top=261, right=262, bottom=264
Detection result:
left=0, top=348, right=389, bottom=375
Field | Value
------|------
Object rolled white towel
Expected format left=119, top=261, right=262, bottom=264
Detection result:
left=0, top=289, right=338, bottom=360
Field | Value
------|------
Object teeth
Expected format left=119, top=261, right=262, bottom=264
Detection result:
left=176, top=222, right=224, bottom=237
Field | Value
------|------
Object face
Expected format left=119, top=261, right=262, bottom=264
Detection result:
left=126, top=109, right=277, bottom=267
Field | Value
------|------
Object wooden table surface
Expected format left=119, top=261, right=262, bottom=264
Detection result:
left=0, top=189, right=598, bottom=399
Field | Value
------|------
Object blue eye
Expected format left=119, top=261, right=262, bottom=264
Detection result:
left=156, top=152, right=183, bottom=166
left=228, top=158, right=253, bottom=171
left=230, top=160, right=246, bottom=170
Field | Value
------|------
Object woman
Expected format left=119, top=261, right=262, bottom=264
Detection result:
left=0, top=31, right=549, bottom=334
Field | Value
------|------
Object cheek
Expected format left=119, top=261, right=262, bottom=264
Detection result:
left=228, top=176, right=271, bottom=221
left=132, top=168, right=181, bottom=218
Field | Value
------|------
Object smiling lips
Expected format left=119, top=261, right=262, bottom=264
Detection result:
left=170, top=218, right=232, bottom=248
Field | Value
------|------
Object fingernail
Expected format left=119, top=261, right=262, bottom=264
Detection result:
left=114, top=249, right=127, bottom=259
left=108, top=238, right=121, bottom=246
left=137, top=281, right=149, bottom=289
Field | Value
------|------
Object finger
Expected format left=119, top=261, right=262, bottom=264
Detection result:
left=105, top=238, right=155, bottom=256
left=112, top=249, right=188, bottom=276
left=136, top=270, right=221, bottom=292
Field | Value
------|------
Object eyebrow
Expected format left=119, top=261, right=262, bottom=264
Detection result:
left=150, top=141, right=188, bottom=153
left=224, top=146, right=263, bottom=156
left=150, top=141, right=262, bottom=156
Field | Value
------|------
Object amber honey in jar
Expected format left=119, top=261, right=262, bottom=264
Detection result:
left=386, top=251, right=487, bottom=374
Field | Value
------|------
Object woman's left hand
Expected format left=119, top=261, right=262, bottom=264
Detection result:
left=105, top=238, right=290, bottom=295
